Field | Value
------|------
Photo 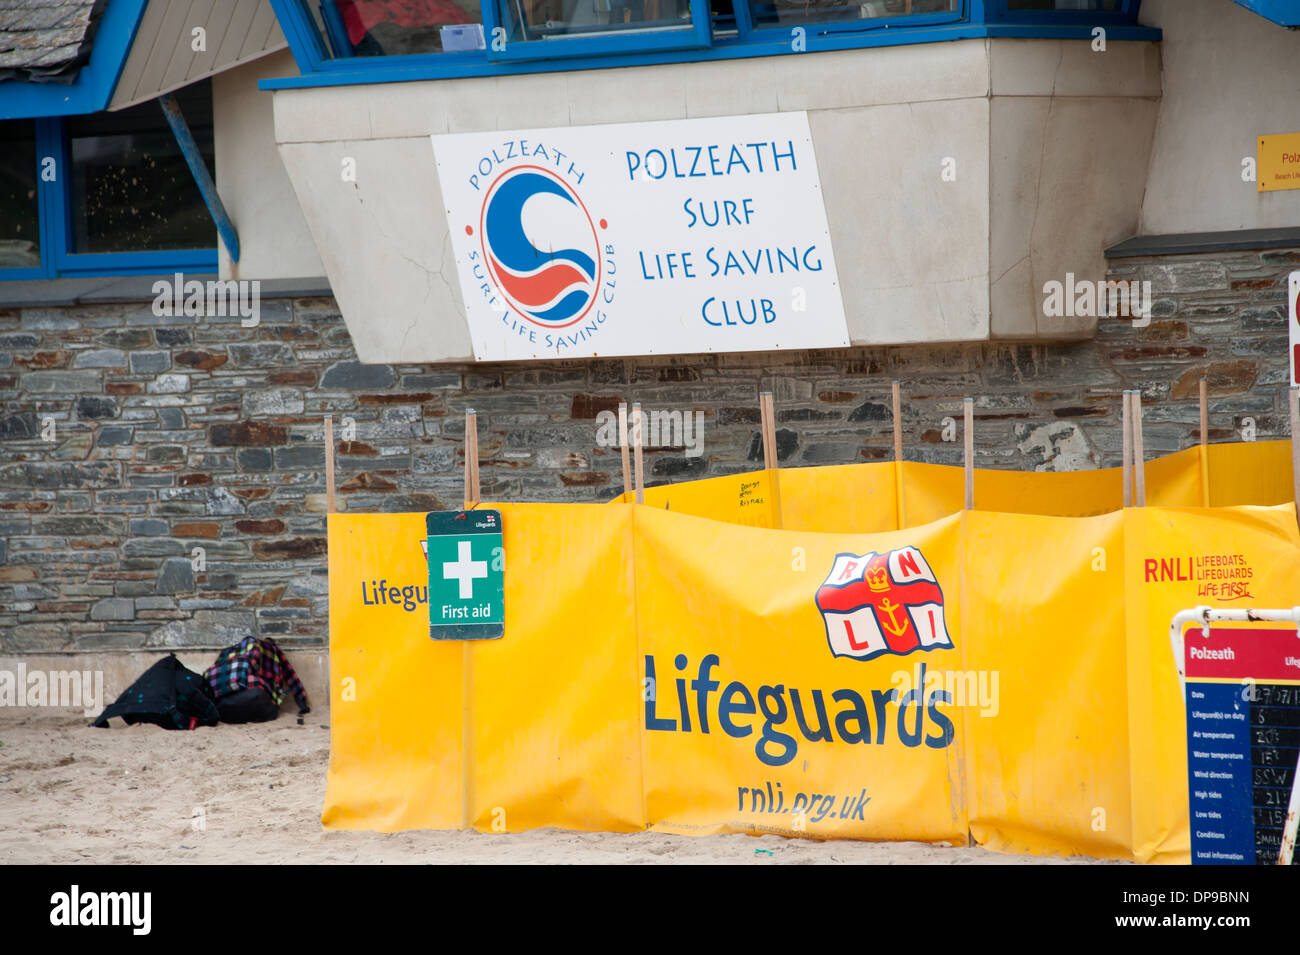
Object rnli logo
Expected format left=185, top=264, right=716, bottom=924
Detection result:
left=479, top=166, right=601, bottom=328
left=814, top=546, right=953, bottom=661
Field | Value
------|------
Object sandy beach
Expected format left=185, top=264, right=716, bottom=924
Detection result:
left=0, top=710, right=1115, bottom=865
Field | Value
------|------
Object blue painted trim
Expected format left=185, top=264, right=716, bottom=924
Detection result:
left=259, top=21, right=1160, bottom=89
left=319, top=0, right=354, bottom=57
left=36, top=117, right=60, bottom=278
left=47, top=116, right=73, bottom=272
left=730, top=0, right=755, bottom=37
left=269, top=0, right=329, bottom=73
left=55, top=250, right=218, bottom=276
left=0, top=0, right=150, bottom=120
left=158, top=93, right=240, bottom=262
left=1233, top=0, right=1300, bottom=27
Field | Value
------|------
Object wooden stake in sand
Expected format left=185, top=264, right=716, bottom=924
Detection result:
left=759, top=391, right=778, bottom=471
left=1131, top=390, right=1147, bottom=507
left=464, top=409, right=480, bottom=505
left=1290, top=387, right=1300, bottom=537
left=632, top=401, right=645, bottom=504
left=758, top=391, right=785, bottom=527
left=1122, top=391, right=1133, bottom=508
left=618, top=402, right=632, bottom=497
left=892, top=381, right=906, bottom=528
left=1199, top=378, right=1210, bottom=507
left=963, top=397, right=974, bottom=511
left=324, top=415, right=335, bottom=515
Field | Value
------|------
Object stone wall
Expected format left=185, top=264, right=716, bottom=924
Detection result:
left=1, top=246, right=1295, bottom=652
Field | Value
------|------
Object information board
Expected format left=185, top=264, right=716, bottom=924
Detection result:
left=426, top=509, right=504, bottom=640
left=1180, top=622, right=1300, bottom=864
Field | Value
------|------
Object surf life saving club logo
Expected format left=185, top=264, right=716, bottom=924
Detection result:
left=464, top=149, right=616, bottom=353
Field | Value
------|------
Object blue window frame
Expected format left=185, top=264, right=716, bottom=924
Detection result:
left=264, top=0, right=1155, bottom=88
left=482, top=0, right=715, bottom=63
left=0, top=88, right=218, bottom=282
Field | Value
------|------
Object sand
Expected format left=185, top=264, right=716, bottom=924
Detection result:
left=0, top=710, right=1115, bottom=865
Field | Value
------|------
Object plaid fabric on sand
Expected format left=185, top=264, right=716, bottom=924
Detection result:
left=204, top=636, right=310, bottom=713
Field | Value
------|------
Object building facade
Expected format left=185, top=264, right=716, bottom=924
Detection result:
left=1, top=0, right=1299, bottom=664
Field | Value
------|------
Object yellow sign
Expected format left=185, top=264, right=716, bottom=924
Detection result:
left=323, top=442, right=1300, bottom=862
left=1257, top=132, right=1300, bottom=192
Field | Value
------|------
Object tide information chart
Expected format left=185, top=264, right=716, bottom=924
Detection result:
left=1182, top=624, right=1300, bottom=865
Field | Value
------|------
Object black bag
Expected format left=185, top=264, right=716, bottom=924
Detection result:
left=214, top=685, right=280, bottom=724
left=90, top=654, right=219, bottom=730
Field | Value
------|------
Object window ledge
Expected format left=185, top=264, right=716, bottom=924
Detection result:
left=1105, top=228, right=1300, bottom=259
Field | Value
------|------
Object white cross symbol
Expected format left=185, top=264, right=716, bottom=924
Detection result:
left=443, top=539, right=488, bottom=599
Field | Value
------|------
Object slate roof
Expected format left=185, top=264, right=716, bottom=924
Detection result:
left=0, top=0, right=103, bottom=83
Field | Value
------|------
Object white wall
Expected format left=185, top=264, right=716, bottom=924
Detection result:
left=1139, top=0, right=1300, bottom=234
left=268, top=39, right=1158, bottom=360
left=214, top=49, right=325, bottom=281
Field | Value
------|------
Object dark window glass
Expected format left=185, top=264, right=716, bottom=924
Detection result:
left=67, top=79, right=215, bottom=254
left=0, top=119, right=40, bottom=269
left=1006, top=1, right=1121, bottom=10
left=748, top=0, right=955, bottom=30
left=711, top=0, right=738, bottom=33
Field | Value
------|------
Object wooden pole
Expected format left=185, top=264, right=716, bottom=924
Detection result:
left=758, top=392, right=785, bottom=527
left=759, top=391, right=778, bottom=470
left=891, top=381, right=903, bottom=464
left=324, top=415, right=335, bottom=514
left=963, top=398, right=974, bottom=510
left=892, top=381, right=906, bottom=529
left=1199, top=377, right=1210, bottom=507
left=464, top=409, right=480, bottom=505
left=632, top=401, right=645, bottom=505
left=1290, top=387, right=1300, bottom=536
left=1122, top=391, right=1133, bottom=508
left=618, top=402, right=632, bottom=498
left=1132, top=391, right=1147, bottom=507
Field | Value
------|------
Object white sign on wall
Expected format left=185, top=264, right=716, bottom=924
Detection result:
left=432, top=112, right=849, bottom=361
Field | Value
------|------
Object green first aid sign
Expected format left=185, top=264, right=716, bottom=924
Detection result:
left=425, top=509, right=504, bottom=640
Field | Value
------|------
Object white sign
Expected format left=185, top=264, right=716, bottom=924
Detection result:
left=1290, top=271, right=1300, bottom=386
left=432, top=112, right=849, bottom=361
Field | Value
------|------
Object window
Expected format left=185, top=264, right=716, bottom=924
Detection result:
left=749, top=0, right=957, bottom=30
left=0, top=120, right=40, bottom=272
left=326, top=0, right=485, bottom=56
left=265, top=0, right=1154, bottom=86
left=1006, top=1, right=1120, bottom=9
left=67, top=83, right=215, bottom=255
left=483, top=0, right=713, bottom=60
left=0, top=80, right=217, bottom=281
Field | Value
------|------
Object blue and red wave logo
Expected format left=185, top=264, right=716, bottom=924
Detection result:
left=480, top=166, right=601, bottom=328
